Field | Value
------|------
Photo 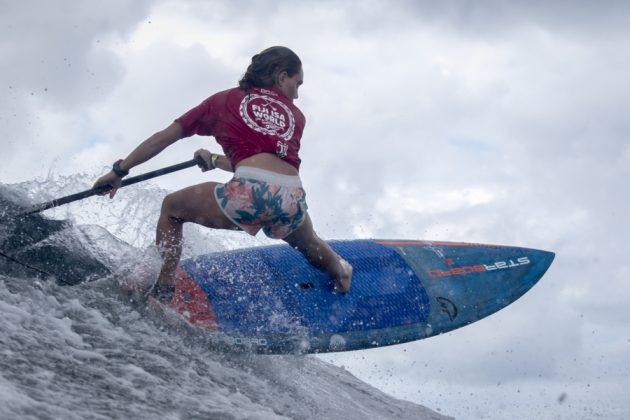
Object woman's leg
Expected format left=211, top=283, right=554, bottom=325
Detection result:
left=154, top=182, right=237, bottom=297
left=283, top=213, right=352, bottom=292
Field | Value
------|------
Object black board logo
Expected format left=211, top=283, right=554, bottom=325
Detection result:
left=436, top=297, right=458, bottom=321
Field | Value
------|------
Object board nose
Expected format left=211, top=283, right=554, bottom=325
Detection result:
left=515, top=248, right=555, bottom=294
left=533, top=249, right=555, bottom=274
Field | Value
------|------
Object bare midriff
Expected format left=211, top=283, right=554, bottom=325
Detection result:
left=236, top=153, right=299, bottom=176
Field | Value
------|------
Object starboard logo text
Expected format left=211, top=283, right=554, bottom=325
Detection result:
left=428, top=257, right=530, bottom=278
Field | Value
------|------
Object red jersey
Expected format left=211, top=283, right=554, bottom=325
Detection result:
left=175, top=87, right=305, bottom=170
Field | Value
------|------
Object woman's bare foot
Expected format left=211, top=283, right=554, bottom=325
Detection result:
left=334, top=259, right=353, bottom=293
left=120, top=267, right=158, bottom=303
left=151, top=267, right=177, bottom=303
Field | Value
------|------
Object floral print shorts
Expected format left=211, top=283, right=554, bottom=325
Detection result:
left=214, top=167, right=308, bottom=239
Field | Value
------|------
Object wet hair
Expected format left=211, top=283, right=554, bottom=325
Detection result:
left=238, top=46, right=302, bottom=90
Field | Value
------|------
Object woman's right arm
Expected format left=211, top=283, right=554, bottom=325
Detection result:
left=193, top=148, right=234, bottom=173
left=93, top=122, right=184, bottom=198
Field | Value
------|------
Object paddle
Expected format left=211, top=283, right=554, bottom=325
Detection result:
left=15, top=156, right=204, bottom=218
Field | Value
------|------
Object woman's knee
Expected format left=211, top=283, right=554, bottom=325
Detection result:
left=284, top=214, right=315, bottom=249
left=160, top=192, right=184, bottom=220
left=285, top=220, right=329, bottom=258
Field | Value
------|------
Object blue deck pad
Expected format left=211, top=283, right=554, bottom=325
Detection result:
left=182, top=241, right=431, bottom=336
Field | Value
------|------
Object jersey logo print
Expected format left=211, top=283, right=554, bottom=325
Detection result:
left=239, top=94, right=296, bottom=141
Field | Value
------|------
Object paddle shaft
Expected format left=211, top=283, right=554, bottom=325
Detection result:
left=18, top=157, right=203, bottom=217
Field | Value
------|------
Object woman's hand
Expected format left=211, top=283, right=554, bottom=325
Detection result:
left=194, top=149, right=216, bottom=172
left=93, top=170, right=123, bottom=199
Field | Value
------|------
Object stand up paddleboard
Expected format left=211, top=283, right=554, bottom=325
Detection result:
left=162, top=239, right=554, bottom=354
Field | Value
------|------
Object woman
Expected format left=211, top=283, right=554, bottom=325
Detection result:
left=93, top=46, right=352, bottom=301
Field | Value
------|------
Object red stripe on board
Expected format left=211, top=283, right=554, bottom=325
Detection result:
left=171, top=268, right=218, bottom=331
left=375, top=240, right=505, bottom=247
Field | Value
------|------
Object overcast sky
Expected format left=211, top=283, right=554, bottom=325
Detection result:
left=2, top=1, right=629, bottom=418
